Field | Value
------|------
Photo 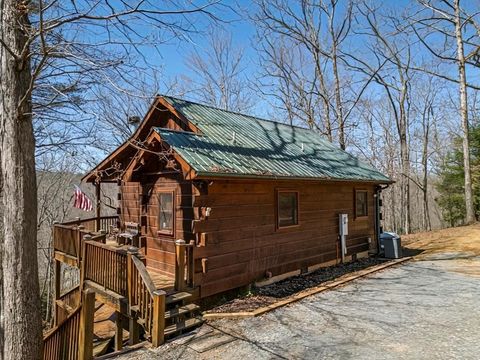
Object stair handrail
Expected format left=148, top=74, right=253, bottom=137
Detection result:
left=127, top=248, right=166, bottom=347
left=54, top=285, right=81, bottom=326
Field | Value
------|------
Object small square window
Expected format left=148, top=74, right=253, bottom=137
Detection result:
left=277, top=191, right=299, bottom=228
left=158, top=191, right=174, bottom=235
left=355, top=190, right=368, bottom=218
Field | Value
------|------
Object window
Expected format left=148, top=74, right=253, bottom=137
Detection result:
left=158, top=191, right=174, bottom=235
left=355, top=190, right=368, bottom=218
left=277, top=191, right=299, bottom=228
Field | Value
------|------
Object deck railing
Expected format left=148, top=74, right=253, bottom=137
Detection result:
left=44, top=306, right=81, bottom=360
left=61, top=215, right=118, bottom=232
left=174, top=240, right=195, bottom=291
left=53, top=216, right=117, bottom=260
left=53, top=224, right=83, bottom=258
left=83, top=240, right=128, bottom=297
left=55, top=285, right=81, bottom=325
left=59, top=286, right=81, bottom=308
left=99, top=215, right=118, bottom=232
left=43, top=290, right=95, bottom=360
left=127, top=249, right=166, bottom=347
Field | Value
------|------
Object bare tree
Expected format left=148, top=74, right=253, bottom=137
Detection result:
left=1, top=2, right=42, bottom=358
left=0, top=1, right=222, bottom=358
left=255, top=35, right=329, bottom=131
left=354, top=95, right=402, bottom=232
left=348, top=3, right=413, bottom=233
left=409, top=77, right=443, bottom=231
left=253, top=0, right=340, bottom=143
left=409, top=0, right=480, bottom=224
left=184, top=29, right=254, bottom=112
left=36, top=155, right=79, bottom=325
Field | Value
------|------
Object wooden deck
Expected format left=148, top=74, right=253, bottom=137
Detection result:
left=92, top=303, right=128, bottom=357
left=147, top=268, right=175, bottom=293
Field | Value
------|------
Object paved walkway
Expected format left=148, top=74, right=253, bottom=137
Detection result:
left=119, top=252, right=480, bottom=360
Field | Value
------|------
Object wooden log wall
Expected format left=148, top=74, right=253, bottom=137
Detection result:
left=142, top=175, right=195, bottom=276
left=115, top=105, right=197, bottom=276
left=120, top=182, right=141, bottom=226
left=192, top=179, right=376, bottom=297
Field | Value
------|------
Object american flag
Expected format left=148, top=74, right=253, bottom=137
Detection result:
left=74, top=185, right=93, bottom=212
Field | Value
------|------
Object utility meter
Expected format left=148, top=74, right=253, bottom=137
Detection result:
left=339, top=214, right=348, bottom=236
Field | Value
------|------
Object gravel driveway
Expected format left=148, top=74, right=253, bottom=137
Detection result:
left=118, top=252, right=480, bottom=360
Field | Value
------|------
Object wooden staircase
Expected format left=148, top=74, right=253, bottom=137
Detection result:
left=49, top=218, right=202, bottom=359
left=126, top=251, right=203, bottom=347
left=44, top=289, right=204, bottom=360
left=131, top=291, right=203, bottom=341
left=164, top=292, right=203, bottom=337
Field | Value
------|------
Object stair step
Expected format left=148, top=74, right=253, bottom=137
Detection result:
left=166, top=292, right=192, bottom=305
left=165, top=303, right=200, bottom=320
left=164, top=317, right=203, bottom=336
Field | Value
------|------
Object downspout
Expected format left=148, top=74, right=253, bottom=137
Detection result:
left=374, top=184, right=390, bottom=254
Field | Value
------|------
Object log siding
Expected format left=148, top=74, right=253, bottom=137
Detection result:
left=191, top=179, right=376, bottom=297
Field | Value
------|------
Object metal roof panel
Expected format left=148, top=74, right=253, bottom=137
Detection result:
left=155, top=96, right=391, bottom=183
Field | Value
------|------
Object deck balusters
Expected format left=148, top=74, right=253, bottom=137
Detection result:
left=127, top=248, right=166, bottom=346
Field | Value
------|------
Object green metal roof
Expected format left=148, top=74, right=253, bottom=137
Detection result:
left=155, top=96, right=391, bottom=183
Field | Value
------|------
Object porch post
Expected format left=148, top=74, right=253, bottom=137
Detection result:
left=95, top=181, right=101, bottom=231
left=115, top=311, right=123, bottom=351
left=54, top=259, right=61, bottom=326
left=151, top=290, right=166, bottom=347
left=175, top=239, right=186, bottom=291
left=78, top=289, right=95, bottom=360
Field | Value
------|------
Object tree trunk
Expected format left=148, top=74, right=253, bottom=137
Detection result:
left=422, top=113, right=431, bottom=231
left=330, top=28, right=345, bottom=149
left=0, top=2, right=43, bottom=359
left=454, top=0, right=475, bottom=224
left=312, top=48, right=333, bottom=142
left=399, top=84, right=410, bottom=234
left=332, top=48, right=345, bottom=149
left=0, top=162, right=4, bottom=360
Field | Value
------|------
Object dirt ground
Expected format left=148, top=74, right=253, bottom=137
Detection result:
left=402, top=222, right=480, bottom=257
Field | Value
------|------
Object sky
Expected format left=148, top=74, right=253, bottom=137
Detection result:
left=137, top=0, right=466, bottom=119
left=33, top=0, right=480, bottom=169
left=140, top=2, right=260, bottom=105
left=161, top=7, right=257, bottom=77
left=148, top=1, right=407, bottom=80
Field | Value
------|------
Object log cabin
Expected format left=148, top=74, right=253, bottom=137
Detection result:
left=46, top=95, right=391, bottom=359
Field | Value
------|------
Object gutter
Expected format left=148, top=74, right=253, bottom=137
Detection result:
left=194, top=171, right=394, bottom=184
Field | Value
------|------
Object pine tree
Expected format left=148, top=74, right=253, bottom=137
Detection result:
left=437, top=125, right=480, bottom=226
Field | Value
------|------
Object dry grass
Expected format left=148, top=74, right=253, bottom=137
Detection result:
left=403, top=223, right=480, bottom=278
left=402, top=222, right=480, bottom=258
